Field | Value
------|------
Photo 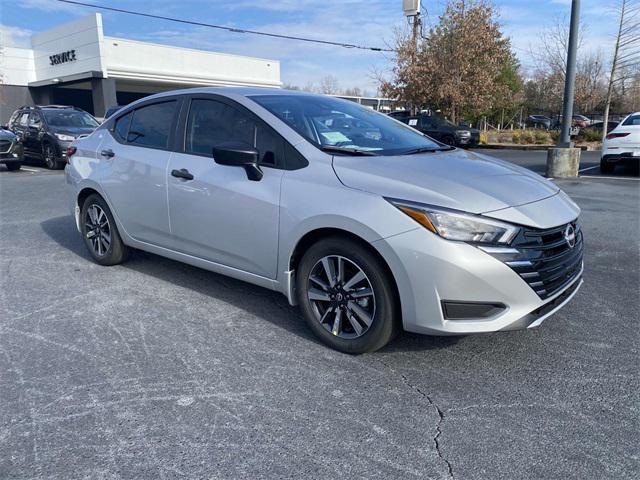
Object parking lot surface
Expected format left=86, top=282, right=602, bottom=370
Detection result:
left=1, top=153, right=638, bottom=479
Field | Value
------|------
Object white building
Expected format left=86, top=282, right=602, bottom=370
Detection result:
left=0, top=14, right=281, bottom=122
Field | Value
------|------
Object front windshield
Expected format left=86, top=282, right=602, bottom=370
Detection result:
left=43, top=110, right=100, bottom=128
left=251, top=94, right=441, bottom=155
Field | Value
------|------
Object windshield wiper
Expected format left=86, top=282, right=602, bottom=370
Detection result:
left=320, top=146, right=378, bottom=156
left=402, top=145, right=455, bottom=155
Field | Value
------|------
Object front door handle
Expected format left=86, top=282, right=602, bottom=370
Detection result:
left=171, top=168, right=194, bottom=181
left=100, top=149, right=115, bottom=158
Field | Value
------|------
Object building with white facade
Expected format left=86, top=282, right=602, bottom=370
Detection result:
left=0, top=14, right=281, bottom=122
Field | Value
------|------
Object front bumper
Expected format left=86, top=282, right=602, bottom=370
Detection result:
left=0, top=141, right=23, bottom=163
left=374, top=226, right=583, bottom=335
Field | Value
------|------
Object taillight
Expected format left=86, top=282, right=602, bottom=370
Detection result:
left=65, top=146, right=77, bottom=163
left=605, top=132, right=630, bottom=140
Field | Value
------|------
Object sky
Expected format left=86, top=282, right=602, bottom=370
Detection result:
left=0, top=0, right=621, bottom=95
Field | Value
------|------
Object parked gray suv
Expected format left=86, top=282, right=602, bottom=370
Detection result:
left=65, top=88, right=584, bottom=353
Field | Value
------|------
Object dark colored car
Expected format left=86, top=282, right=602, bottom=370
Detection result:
left=402, top=114, right=480, bottom=147
left=526, top=115, right=551, bottom=129
left=388, top=110, right=411, bottom=120
left=0, top=128, right=24, bottom=171
left=8, top=105, right=100, bottom=169
left=551, top=114, right=590, bottom=129
left=586, top=121, right=619, bottom=134
left=104, top=105, right=126, bottom=120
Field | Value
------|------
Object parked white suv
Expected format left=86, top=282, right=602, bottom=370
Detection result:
left=601, top=112, right=640, bottom=173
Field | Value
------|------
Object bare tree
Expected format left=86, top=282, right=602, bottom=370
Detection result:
left=602, top=0, right=640, bottom=140
left=319, top=75, right=340, bottom=95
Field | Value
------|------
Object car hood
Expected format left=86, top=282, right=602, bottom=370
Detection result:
left=0, top=129, right=17, bottom=140
left=50, top=126, right=96, bottom=137
left=332, top=149, right=560, bottom=215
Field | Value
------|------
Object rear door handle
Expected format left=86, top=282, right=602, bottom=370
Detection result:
left=100, top=149, right=115, bottom=158
left=171, top=168, right=194, bottom=181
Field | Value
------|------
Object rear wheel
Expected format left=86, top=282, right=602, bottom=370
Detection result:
left=5, top=162, right=21, bottom=171
left=296, top=237, right=399, bottom=354
left=600, top=158, right=615, bottom=174
left=43, top=143, right=64, bottom=170
left=81, top=194, right=129, bottom=266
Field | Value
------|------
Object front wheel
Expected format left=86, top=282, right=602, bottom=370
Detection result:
left=43, top=143, right=64, bottom=170
left=80, top=194, right=129, bottom=266
left=441, top=135, right=456, bottom=146
left=296, top=237, right=399, bottom=354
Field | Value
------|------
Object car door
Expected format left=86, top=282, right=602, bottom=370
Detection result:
left=167, top=96, right=284, bottom=279
left=98, top=99, right=179, bottom=246
left=26, top=112, right=44, bottom=154
left=13, top=112, right=31, bottom=153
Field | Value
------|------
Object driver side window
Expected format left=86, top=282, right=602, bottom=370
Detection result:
left=185, top=98, right=282, bottom=167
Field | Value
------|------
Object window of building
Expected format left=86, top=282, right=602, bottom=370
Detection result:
left=127, top=101, right=176, bottom=149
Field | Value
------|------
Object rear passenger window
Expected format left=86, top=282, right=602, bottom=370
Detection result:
left=114, top=112, right=132, bottom=142
left=127, top=101, right=176, bottom=149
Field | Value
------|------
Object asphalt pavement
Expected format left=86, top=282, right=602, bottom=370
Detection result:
left=0, top=152, right=638, bottom=479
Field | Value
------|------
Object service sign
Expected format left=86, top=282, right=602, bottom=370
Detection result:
left=49, top=50, right=77, bottom=66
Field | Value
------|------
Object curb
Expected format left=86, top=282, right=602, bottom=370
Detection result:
left=473, top=144, right=590, bottom=151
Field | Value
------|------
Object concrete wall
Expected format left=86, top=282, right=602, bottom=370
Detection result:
left=1, top=47, right=36, bottom=86
left=103, top=37, right=281, bottom=88
left=0, top=85, right=35, bottom=124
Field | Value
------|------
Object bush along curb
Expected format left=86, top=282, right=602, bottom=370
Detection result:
left=473, top=144, right=589, bottom=151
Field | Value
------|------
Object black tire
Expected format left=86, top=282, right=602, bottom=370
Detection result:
left=296, top=236, right=399, bottom=354
left=43, top=143, right=64, bottom=170
left=442, top=135, right=456, bottom=146
left=5, top=162, right=21, bottom=171
left=80, top=194, right=129, bottom=266
left=600, top=158, right=615, bottom=174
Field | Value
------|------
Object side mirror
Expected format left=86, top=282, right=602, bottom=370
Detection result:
left=212, top=142, right=263, bottom=181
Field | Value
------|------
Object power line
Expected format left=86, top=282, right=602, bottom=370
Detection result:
left=55, top=0, right=393, bottom=52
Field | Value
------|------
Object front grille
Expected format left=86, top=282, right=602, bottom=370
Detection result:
left=486, top=220, right=583, bottom=299
left=0, top=140, right=12, bottom=154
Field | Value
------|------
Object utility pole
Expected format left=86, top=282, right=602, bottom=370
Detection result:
left=547, top=0, right=582, bottom=178
left=559, top=0, right=581, bottom=147
left=403, top=0, right=422, bottom=114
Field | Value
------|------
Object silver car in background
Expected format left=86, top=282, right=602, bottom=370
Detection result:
left=65, top=88, right=584, bottom=353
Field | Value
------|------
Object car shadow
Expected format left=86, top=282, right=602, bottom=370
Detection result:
left=40, top=215, right=460, bottom=353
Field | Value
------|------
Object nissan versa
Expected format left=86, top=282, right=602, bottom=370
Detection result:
left=65, top=88, right=584, bottom=353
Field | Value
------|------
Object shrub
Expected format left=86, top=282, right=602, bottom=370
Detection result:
left=577, top=128, right=601, bottom=142
left=533, top=130, right=549, bottom=144
left=512, top=131, right=522, bottom=144
left=549, top=130, right=560, bottom=143
left=479, top=132, right=488, bottom=145
left=521, top=131, right=535, bottom=144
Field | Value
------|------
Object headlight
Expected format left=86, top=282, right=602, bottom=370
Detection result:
left=54, top=133, right=75, bottom=141
left=457, top=130, right=471, bottom=137
left=387, top=199, right=520, bottom=244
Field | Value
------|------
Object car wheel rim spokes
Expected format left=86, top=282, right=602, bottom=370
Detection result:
left=308, top=255, right=376, bottom=339
left=45, top=146, right=55, bottom=167
left=85, top=204, right=111, bottom=256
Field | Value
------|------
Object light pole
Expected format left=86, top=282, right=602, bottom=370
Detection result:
left=559, top=0, right=581, bottom=147
left=546, top=0, right=582, bottom=178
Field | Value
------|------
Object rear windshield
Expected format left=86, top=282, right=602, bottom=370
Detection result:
left=622, top=114, right=640, bottom=126
left=250, top=94, right=441, bottom=156
left=43, top=110, right=99, bottom=128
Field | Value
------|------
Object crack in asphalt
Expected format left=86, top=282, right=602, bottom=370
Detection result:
left=377, top=360, right=454, bottom=479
